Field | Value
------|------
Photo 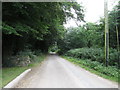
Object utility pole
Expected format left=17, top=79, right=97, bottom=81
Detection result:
left=104, top=0, right=109, bottom=66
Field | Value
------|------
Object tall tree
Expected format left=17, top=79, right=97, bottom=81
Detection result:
left=2, top=2, right=84, bottom=66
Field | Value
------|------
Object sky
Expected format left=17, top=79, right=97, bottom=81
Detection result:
left=64, top=0, right=119, bottom=28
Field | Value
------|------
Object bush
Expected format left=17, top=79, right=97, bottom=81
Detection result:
left=65, top=47, right=119, bottom=66
left=5, top=55, right=31, bottom=67
left=109, top=48, right=119, bottom=66
left=34, top=50, right=42, bottom=56
left=18, top=49, right=38, bottom=61
left=65, top=57, right=119, bottom=78
left=4, top=49, right=39, bottom=67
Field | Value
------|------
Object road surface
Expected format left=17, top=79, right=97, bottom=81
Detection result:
left=15, top=55, right=118, bottom=88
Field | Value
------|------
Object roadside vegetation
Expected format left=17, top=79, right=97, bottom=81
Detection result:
left=2, top=67, right=28, bottom=88
left=2, top=2, right=84, bottom=67
left=2, top=2, right=84, bottom=88
left=65, top=48, right=119, bottom=66
left=57, top=1, right=120, bottom=83
left=2, top=1, right=120, bottom=87
left=63, top=56, right=119, bottom=82
left=1, top=51, right=46, bottom=88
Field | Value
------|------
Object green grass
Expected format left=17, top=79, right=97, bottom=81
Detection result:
left=2, top=67, right=28, bottom=88
left=1, top=54, right=46, bottom=88
left=63, top=56, right=119, bottom=83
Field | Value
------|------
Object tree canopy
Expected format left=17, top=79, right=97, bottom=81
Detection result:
left=2, top=2, right=84, bottom=66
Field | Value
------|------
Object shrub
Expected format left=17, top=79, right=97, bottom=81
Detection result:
left=18, top=49, right=38, bottom=61
left=34, top=50, right=42, bottom=56
left=5, top=55, right=31, bottom=67
left=4, top=49, right=39, bottom=67
left=65, top=57, right=119, bottom=78
left=65, top=47, right=119, bottom=66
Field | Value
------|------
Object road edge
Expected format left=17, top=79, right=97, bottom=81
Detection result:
left=4, top=69, right=31, bottom=88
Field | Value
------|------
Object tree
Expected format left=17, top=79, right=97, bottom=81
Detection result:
left=2, top=2, right=85, bottom=66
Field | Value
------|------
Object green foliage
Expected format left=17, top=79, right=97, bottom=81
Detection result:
left=65, top=48, right=119, bottom=66
left=18, top=49, right=37, bottom=62
left=58, top=2, right=120, bottom=55
left=2, top=2, right=84, bottom=41
left=2, top=2, right=84, bottom=66
left=33, top=50, right=42, bottom=56
left=49, top=45, right=60, bottom=53
left=57, top=27, right=87, bottom=54
left=65, top=27, right=88, bottom=48
left=64, top=56, right=119, bottom=82
left=2, top=23, right=20, bottom=36
left=83, top=22, right=104, bottom=47
left=57, top=22, right=105, bottom=54
left=3, top=49, right=43, bottom=67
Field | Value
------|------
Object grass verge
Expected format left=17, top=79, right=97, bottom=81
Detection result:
left=2, top=67, right=28, bottom=87
left=63, top=56, right=119, bottom=83
left=1, top=54, right=46, bottom=88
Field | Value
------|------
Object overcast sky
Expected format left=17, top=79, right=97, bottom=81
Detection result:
left=64, top=0, right=119, bottom=28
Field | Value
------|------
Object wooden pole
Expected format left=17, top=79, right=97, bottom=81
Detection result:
left=104, top=0, right=109, bottom=66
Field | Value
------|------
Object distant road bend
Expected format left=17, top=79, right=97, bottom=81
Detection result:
left=15, top=55, right=118, bottom=88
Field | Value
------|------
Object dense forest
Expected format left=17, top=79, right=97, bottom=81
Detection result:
left=2, top=2, right=120, bottom=68
left=2, top=2, right=84, bottom=67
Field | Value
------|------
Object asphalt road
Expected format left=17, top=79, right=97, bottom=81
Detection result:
left=15, top=55, right=118, bottom=88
